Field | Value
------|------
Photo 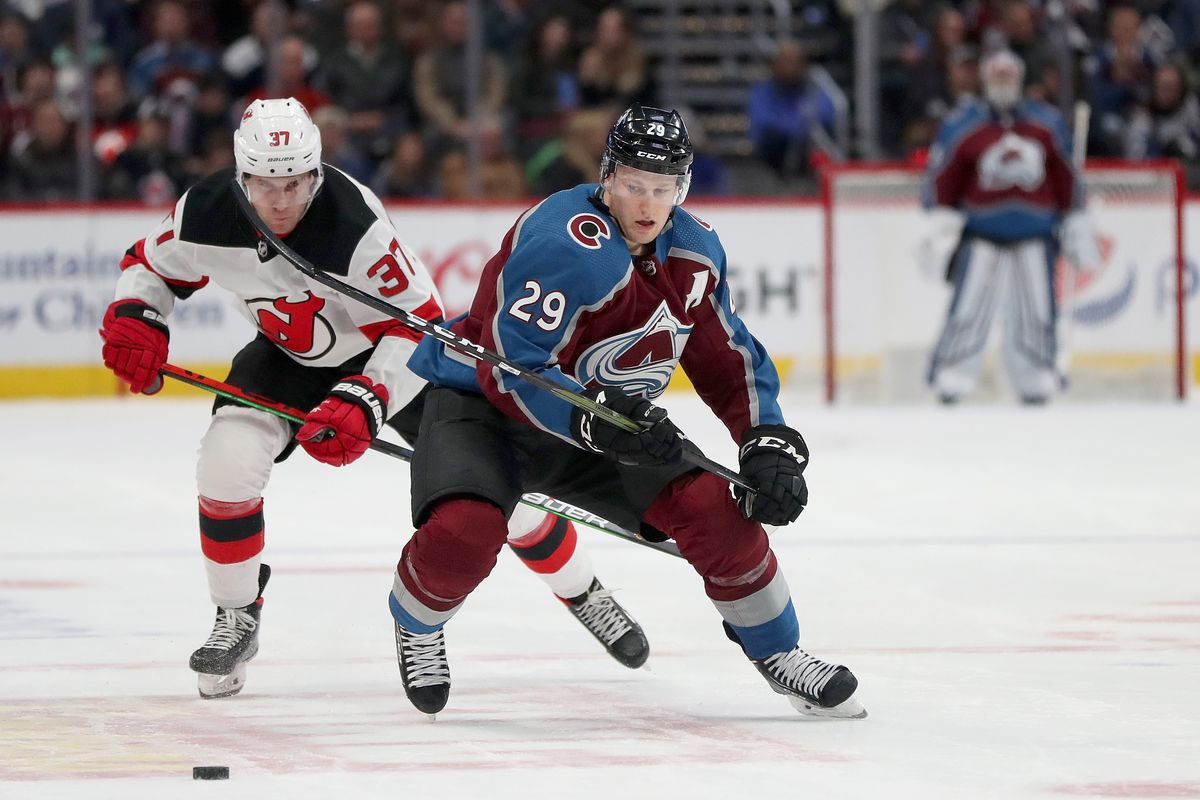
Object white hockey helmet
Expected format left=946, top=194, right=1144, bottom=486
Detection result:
left=233, top=97, right=324, bottom=203
left=982, top=50, right=1025, bottom=111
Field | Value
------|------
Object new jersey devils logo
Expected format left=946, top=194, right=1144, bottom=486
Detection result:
left=246, top=291, right=335, bottom=360
left=575, top=301, right=691, bottom=398
left=567, top=213, right=611, bottom=250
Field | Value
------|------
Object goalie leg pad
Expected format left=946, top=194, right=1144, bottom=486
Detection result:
left=1003, top=239, right=1059, bottom=399
left=928, top=238, right=1005, bottom=395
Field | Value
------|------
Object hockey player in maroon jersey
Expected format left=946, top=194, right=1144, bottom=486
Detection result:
left=99, top=98, right=649, bottom=699
left=919, top=50, right=1101, bottom=404
left=394, top=104, right=865, bottom=719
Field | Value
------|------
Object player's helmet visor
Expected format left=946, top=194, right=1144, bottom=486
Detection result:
left=601, top=104, right=693, bottom=205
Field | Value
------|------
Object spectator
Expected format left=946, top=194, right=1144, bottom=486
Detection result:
left=526, top=105, right=611, bottom=195
left=313, top=104, right=373, bottom=183
left=510, top=13, right=578, bottom=158
left=435, top=136, right=525, bottom=200
left=0, top=13, right=34, bottom=102
left=316, top=0, right=411, bottom=161
left=5, top=99, right=79, bottom=201
left=1, top=59, right=57, bottom=161
left=182, top=74, right=231, bottom=164
left=127, top=0, right=217, bottom=100
left=1125, top=62, right=1200, bottom=162
left=412, top=0, right=507, bottom=152
left=222, top=1, right=319, bottom=100
left=576, top=6, right=649, bottom=107
left=747, top=41, right=838, bottom=179
left=878, top=0, right=941, bottom=156
left=104, top=111, right=189, bottom=204
left=92, top=63, right=139, bottom=167
left=904, top=7, right=969, bottom=125
left=1087, top=3, right=1158, bottom=156
left=372, top=130, right=435, bottom=197
left=244, top=35, right=330, bottom=113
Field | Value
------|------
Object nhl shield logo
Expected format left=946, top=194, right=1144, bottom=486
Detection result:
left=257, top=239, right=270, bottom=261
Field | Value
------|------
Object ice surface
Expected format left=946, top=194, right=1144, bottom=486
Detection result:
left=1, top=395, right=1197, bottom=799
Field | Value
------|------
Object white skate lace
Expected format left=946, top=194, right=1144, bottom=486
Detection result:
left=763, top=649, right=841, bottom=699
left=400, top=629, right=450, bottom=688
left=572, top=589, right=631, bottom=645
left=201, top=607, right=257, bottom=652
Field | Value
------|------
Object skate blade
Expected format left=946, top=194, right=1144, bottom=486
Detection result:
left=197, top=664, right=247, bottom=699
left=787, top=694, right=868, bottom=720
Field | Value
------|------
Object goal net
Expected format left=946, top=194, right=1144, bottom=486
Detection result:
left=820, top=162, right=1187, bottom=402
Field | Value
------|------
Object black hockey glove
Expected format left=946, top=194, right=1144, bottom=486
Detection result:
left=735, top=424, right=809, bottom=526
left=570, top=386, right=684, bottom=466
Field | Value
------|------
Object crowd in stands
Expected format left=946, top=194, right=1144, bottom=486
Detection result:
left=0, top=0, right=1197, bottom=204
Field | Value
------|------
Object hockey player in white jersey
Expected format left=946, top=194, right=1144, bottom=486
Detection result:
left=99, top=98, right=649, bottom=699
left=919, top=51, right=1101, bottom=404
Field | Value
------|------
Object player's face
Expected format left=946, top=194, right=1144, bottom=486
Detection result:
left=604, top=165, right=680, bottom=248
left=244, top=172, right=317, bottom=235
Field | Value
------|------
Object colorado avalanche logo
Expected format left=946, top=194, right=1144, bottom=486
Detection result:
left=567, top=213, right=611, bottom=250
left=574, top=302, right=691, bottom=398
left=978, top=132, right=1045, bottom=191
left=246, top=291, right=336, bottom=361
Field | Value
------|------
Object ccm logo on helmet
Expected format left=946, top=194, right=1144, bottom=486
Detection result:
left=636, top=151, right=667, bottom=160
left=567, top=213, right=611, bottom=250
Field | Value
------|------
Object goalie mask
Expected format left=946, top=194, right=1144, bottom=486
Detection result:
left=600, top=104, right=694, bottom=205
left=234, top=97, right=323, bottom=212
left=982, top=50, right=1025, bottom=111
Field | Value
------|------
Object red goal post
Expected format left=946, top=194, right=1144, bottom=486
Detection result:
left=819, top=160, right=1187, bottom=403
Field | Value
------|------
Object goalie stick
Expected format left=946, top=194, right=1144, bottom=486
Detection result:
left=1056, top=100, right=1091, bottom=388
left=157, top=362, right=683, bottom=560
left=231, top=183, right=754, bottom=493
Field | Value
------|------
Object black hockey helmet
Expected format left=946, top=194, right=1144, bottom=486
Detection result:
left=600, top=104, right=694, bottom=202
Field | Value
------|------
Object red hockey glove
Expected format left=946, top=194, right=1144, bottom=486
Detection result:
left=99, top=300, right=169, bottom=394
left=297, top=375, right=389, bottom=467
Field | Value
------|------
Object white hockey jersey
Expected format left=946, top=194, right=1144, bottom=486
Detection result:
left=113, top=166, right=443, bottom=410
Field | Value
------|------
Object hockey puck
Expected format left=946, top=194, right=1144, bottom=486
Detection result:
left=192, top=766, right=229, bottom=780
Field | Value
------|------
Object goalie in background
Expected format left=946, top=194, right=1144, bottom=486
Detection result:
left=98, top=97, right=650, bottom=701
left=917, top=50, right=1101, bottom=405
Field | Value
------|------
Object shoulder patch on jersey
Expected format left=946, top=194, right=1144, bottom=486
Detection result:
left=178, top=168, right=258, bottom=248
left=566, top=213, right=611, bottom=250
left=285, top=168, right=378, bottom=277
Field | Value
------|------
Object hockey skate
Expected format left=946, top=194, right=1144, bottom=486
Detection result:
left=724, top=622, right=866, bottom=719
left=189, top=564, right=270, bottom=699
left=394, top=622, right=451, bottom=717
left=565, top=578, right=649, bottom=669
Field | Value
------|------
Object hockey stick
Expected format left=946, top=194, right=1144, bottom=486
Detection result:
left=1056, top=100, right=1091, bottom=388
left=231, top=184, right=753, bottom=493
left=158, top=363, right=683, bottom=560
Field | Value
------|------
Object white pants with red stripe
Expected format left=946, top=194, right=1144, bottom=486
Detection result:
left=195, top=406, right=594, bottom=608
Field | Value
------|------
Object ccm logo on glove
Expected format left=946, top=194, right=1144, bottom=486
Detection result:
left=735, top=424, right=810, bottom=526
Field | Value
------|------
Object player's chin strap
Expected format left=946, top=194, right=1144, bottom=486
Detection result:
left=232, top=181, right=754, bottom=494
left=156, top=362, right=682, bottom=560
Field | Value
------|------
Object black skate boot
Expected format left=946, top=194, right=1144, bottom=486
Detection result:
left=565, top=578, right=649, bottom=669
left=723, top=621, right=866, bottom=719
left=394, top=622, right=451, bottom=717
left=189, top=564, right=271, bottom=699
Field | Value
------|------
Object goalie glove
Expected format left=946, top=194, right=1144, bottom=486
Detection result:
left=99, top=300, right=169, bottom=394
left=570, top=386, right=684, bottom=466
left=915, top=206, right=966, bottom=281
left=1059, top=209, right=1102, bottom=272
left=298, top=375, right=389, bottom=467
left=735, top=424, right=809, bottom=526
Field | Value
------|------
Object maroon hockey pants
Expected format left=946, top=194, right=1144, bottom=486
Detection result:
left=398, top=470, right=776, bottom=611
